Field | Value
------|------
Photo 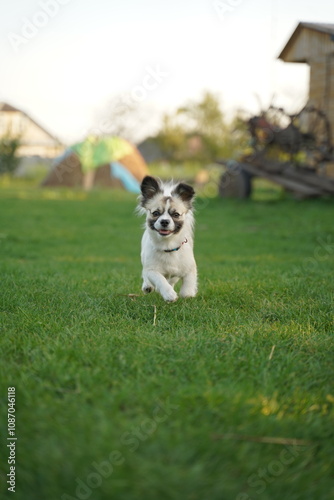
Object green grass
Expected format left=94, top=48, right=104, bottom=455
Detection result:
left=0, top=185, right=334, bottom=500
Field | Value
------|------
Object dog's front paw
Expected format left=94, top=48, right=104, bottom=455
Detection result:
left=180, top=274, right=197, bottom=298
left=162, top=289, right=178, bottom=303
left=179, top=290, right=197, bottom=298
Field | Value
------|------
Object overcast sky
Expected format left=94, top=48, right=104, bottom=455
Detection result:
left=1, top=0, right=334, bottom=144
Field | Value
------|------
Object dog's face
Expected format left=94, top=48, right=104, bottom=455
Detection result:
left=139, top=176, right=195, bottom=238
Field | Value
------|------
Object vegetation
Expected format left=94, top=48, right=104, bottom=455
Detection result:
left=0, top=135, right=20, bottom=175
left=155, top=91, right=248, bottom=163
left=0, top=185, right=333, bottom=500
left=101, top=91, right=249, bottom=165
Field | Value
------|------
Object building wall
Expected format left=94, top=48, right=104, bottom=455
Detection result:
left=309, top=53, right=334, bottom=144
left=283, top=29, right=334, bottom=62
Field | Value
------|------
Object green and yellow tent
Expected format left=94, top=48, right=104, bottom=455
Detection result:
left=42, top=136, right=148, bottom=192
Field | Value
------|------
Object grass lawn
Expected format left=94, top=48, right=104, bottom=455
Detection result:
left=0, top=185, right=333, bottom=500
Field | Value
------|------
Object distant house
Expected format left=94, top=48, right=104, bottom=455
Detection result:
left=278, top=22, right=334, bottom=142
left=0, top=102, right=63, bottom=157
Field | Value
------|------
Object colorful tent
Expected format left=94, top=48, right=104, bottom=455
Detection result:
left=41, top=136, right=148, bottom=192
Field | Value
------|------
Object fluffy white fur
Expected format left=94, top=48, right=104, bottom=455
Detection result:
left=138, top=176, right=197, bottom=302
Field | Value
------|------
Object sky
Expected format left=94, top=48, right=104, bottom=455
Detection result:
left=1, top=0, right=334, bottom=145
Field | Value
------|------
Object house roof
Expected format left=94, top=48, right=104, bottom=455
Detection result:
left=0, top=102, right=20, bottom=112
left=0, top=101, right=62, bottom=144
left=300, top=22, right=334, bottom=35
left=278, top=22, right=334, bottom=61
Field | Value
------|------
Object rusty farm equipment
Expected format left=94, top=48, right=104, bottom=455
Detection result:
left=217, top=105, right=334, bottom=199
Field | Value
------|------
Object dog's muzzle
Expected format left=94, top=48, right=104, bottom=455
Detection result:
left=156, top=218, right=174, bottom=236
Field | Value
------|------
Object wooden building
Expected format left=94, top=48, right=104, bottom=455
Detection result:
left=278, top=22, right=334, bottom=143
left=0, top=102, right=63, bottom=158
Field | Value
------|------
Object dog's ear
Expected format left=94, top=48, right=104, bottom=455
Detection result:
left=140, top=176, right=161, bottom=204
left=173, top=182, right=195, bottom=206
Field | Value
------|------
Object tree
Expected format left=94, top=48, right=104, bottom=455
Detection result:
left=177, top=90, right=227, bottom=138
left=155, top=91, right=248, bottom=163
left=155, top=114, right=188, bottom=161
left=0, top=136, right=21, bottom=175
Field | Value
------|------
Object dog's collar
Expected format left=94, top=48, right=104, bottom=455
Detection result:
left=164, top=238, right=188, bottom=253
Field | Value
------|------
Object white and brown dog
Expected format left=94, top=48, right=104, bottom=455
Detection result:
left=138, top=176, right=197, bottom=302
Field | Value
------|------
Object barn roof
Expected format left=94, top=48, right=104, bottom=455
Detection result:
left=278, top=22, right=334, bottom=61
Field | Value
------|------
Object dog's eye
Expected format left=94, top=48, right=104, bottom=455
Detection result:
left=173, top=212, right=180, bottom=218
left=152, top=210, right=161, bottom=217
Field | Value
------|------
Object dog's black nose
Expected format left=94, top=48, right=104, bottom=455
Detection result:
left=160, top=219, right=170, bottom=227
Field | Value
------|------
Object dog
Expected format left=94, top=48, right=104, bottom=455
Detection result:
left=138, top=176, right=197, bottom=302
